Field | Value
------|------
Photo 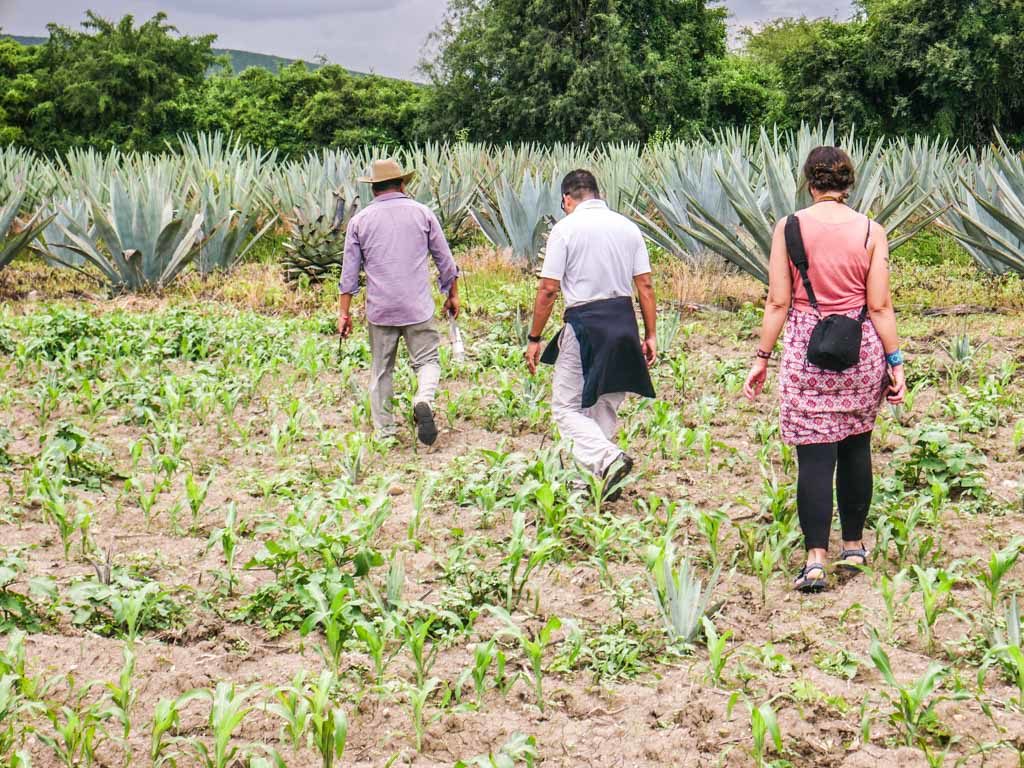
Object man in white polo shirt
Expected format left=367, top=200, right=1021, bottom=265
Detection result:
left=525, top=169, right=657, bottom=500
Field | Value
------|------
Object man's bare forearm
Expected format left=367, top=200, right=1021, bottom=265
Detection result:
left=635, top=274, right=656, bottom=339
left=339, top=293, right=353, bottom=316
left=529, top=284, right=559, bottom=338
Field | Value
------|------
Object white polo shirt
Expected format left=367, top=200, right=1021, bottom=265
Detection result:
left=540, top=199, right=652, bottom=307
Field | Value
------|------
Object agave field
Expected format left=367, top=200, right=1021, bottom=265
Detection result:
left=0, top=125, right=1022, bottom=767
left=2, top=125, right=1024, bottom=290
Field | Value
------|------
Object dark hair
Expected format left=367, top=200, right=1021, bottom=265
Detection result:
left=803, top=146, right=856, bottom=193
left=371, top=178, right=404, bottom=195
left=561, top=169, right=600, bottom=200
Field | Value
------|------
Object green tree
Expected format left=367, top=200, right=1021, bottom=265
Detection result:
left=703, top=54, right=789, bottom=131
left=861, top=0, right=1024, bottom=143
left=27, top=12, right=216, bottom=152
left=421, top=0, right=727, bottom=143
left=743, top=18, right=880, bottom=136
left=192, top=62, right=426, bottom=154
left=0, top=36, right=41, bottom=146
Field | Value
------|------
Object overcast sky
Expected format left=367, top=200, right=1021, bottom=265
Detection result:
left=0, top=0, right=856, bottom=80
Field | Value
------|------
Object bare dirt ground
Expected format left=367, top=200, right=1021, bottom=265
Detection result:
left=1, top=259, right=1023, bottom=767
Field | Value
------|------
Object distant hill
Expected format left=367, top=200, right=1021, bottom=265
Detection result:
left=6, top=35, right=357, bottom=76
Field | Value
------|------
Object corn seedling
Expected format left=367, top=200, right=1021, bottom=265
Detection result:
left=913, top=565, right=956, bottom=652
left=753, top=529, right=799, bottom=608
left=406, top=677, right=442, bottom=752
left=974, top=538, right=1023, bottom=614
left=206, top=503, right=240, bottom=595
left=702, top=616, right=733, bottom=687
left=298, top=582, right=359, bottom=674
left=504, top=511, right=558, bottom=611
left=693, top=506, right=730, bottom=569
left=149, top=700, right=183, bottom=768
left=454, top=732, right=538, bottom=768
left=267, top=672, right=311, bottom=753
left=870, top=633, right=947, bottom=748
left=491, top=606, right=561, bottom=712
left=727, top=695, right=783, bottom=768
left=97, top=644, right=136, bottom=767
left=306, top=670, right=348, bottom=768
left=399, top=617, right=439, bottom=687
left=184, top=471, right=213, bottom=533
left=186, top=682, right=262, bottom=768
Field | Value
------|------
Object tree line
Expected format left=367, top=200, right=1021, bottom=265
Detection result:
left=2, top=2, right=1023, bottom=155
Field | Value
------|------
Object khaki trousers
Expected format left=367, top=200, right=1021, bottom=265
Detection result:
left=368, top=319, right=441, bottom=436
left=550, top=324, right=626, bottom=474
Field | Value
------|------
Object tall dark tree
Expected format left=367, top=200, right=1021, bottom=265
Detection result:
left=861, top=0, right=1024, bottom=143
left=28, top=12, right=215, bottom=152
left=421, top=0, right=727, bottom=143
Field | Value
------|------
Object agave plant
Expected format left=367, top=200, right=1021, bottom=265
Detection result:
left=0, top=186, right=54, bottom=271
left=593, top=143, right=644, bottom=215
left=645, top=124, right=939, bottom=282
left=634, top=140, right=748, bottom=269
left=50, top=162, right=206, bottom=293
left=31, top=196, right=92, bottom=268
left=0, top=146, right=52, bottom=204
left=938, top=136, right=1024, bottom=275
left=472, top=169, right=563, bottom=268
left=181, top=133, right=278, bottom=275
left=647, top=538, right=720, bottom=645
left=407, top=142, right=483, bottom=245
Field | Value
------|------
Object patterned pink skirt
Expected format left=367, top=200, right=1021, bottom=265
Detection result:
left=779, top=309, right=887, bottom=446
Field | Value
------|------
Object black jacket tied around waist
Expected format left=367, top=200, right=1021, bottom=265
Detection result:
left=540, top=296, right=656, bottom=409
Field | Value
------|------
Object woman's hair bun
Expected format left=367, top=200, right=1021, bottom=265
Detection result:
left=803, top=146, right=856, bottom=192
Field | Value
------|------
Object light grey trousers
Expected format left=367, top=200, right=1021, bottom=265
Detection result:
left=368, top=319, right=441, bottom=436
left=551, top=324, right=626, bottom=474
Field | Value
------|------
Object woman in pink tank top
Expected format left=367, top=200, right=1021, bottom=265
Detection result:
left=743, top=147, right=907, bottom=594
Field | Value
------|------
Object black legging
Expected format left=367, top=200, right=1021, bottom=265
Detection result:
left=795, top=431, right=873, bottom=551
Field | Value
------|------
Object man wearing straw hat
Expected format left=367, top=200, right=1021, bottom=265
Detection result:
left=339, top=158, right=460, bottom=446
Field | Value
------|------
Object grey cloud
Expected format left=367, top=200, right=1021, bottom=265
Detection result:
left=168, top=0, right=400, bottom=20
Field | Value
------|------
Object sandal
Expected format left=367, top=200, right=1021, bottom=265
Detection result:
left=836, top=548, right=869, bottom=574
left=793, top=563, right=827, bottom=593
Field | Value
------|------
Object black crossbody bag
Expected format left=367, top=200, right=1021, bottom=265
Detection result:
left=785, top=215, right=867, bottom=372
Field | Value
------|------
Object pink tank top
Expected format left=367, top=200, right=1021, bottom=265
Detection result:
left=790, top=211, right=872, bottom=315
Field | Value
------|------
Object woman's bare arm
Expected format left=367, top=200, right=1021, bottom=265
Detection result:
left=757, top=219, right=793, bottom=354
left=866, top=222, right=900, bottom=354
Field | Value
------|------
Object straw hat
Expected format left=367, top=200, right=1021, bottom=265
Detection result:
left=358, top=158, right=415, bottom=184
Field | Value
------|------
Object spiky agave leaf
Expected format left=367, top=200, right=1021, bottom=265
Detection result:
left=181, top=132, right=279, bottom=275
left=281, top=189, right=359, bottom=283
left=31, top=196, right=93, bottom=268
left=938, top=136, right=1024, bottom=275
left=472, top=169, right=563, bottom=268
left=647, top=539, right=720, bottom=645
left=51, top=163, right=206, bottom=293
left=408, top=141, right=482, bottom=245
left=665, top=124, right=940, bottom=282
left=0, top=186, right=54, bottom=270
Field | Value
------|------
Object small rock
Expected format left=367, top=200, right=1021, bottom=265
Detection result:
left=27, top=291, right=39, bottom=300
left=388, top=484, right=404, bottom=496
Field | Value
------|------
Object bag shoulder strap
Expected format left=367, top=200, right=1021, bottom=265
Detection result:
left=784, top=215, right=821, bottom=315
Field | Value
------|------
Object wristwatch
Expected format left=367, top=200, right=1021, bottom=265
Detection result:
left=527, top=334, right=542, bottom=343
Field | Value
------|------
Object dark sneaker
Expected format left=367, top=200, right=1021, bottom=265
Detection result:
left=413, top=402, right=438, bottom=446
left=602, top=454, right=634, bottom=502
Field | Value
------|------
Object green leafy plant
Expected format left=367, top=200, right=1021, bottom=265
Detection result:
left=647, top=539, right=720, bottom=645
left=870, top=633, right=948, bottom=748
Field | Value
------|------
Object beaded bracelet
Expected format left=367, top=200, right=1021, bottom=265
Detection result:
left=755, top=349, right=773, bottom=360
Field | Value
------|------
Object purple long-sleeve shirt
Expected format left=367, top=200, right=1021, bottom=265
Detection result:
left=340, top=192, right=458, bottom=327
